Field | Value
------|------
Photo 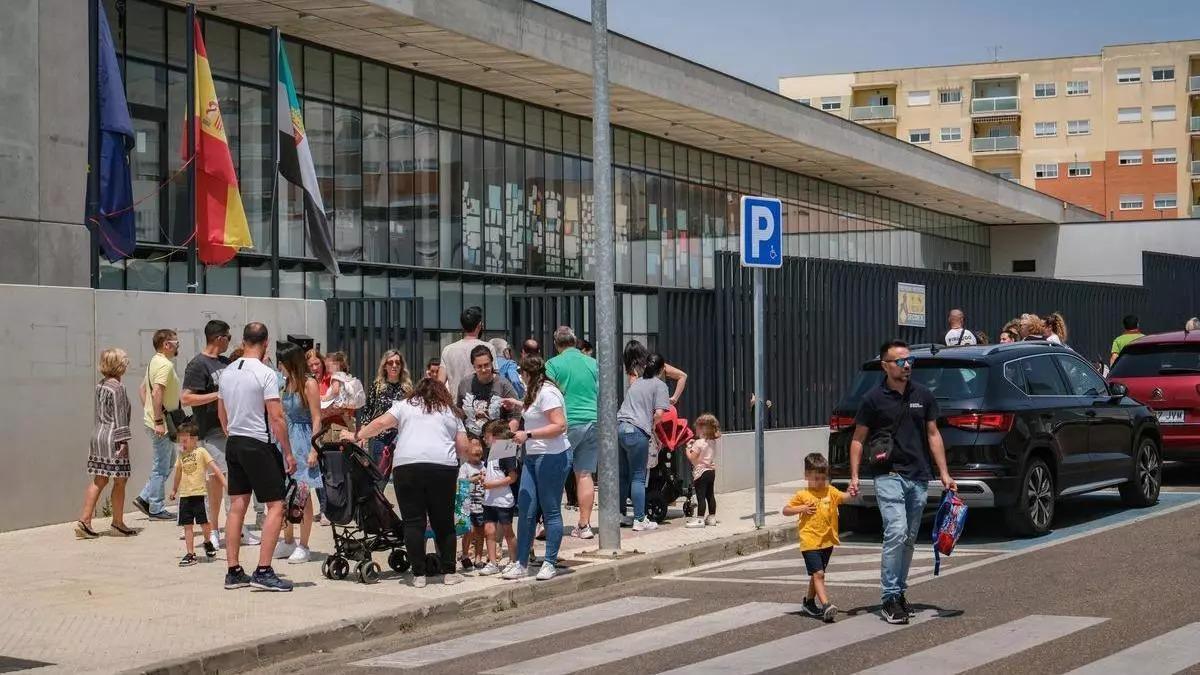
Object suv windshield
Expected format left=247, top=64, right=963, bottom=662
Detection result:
left=841, top=361, right=989, bottom=407
left=1111, top=343, right=1200, bottom=377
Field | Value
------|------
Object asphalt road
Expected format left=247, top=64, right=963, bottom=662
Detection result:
left=254, top=464, right=1200, bottom=675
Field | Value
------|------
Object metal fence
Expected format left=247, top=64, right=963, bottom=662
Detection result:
left=1142, top=252, right=1200, bottom=332
left=325, top=298, right=425, bottom=385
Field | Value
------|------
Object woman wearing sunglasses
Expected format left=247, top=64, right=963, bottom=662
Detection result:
left=360, top=351, right=414, bottom=478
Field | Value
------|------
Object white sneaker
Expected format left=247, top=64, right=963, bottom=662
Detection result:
left=443, top=573, right=465, bottom=585
left=501, top=563, right=528, bottom=580
left=632, top=518, right=658, bottom=531
left=242, top=528, right=261, bottom=545
left=684, top=518, right=705, bottom=528
left=287, top=544, right=310, bottom=564
left=411, top=575, right=427, bottom=588
left=272, top=540, right=296, bottom=559
left=573, top=525, right=595, bottom=539
left=535, top=561, right=557, bottom=581
left=704, top=515, right=718, bottom=526
left=500, top=561, right=517, bottom=576
left=478, top=562, right=501, bottom=576
left=208, top=532, right=220, bottom=550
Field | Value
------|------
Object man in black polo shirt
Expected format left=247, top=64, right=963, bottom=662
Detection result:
left=849, top=339, right=956, bottom=625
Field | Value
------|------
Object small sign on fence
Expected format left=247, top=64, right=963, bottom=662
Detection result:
left=898, top=282, right=927, bottom=328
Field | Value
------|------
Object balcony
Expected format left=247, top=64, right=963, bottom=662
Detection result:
left=971, top=96, right=1020, bottom=116
left=1190, top=75, right=1200, bottom=94
left=1192, top=160, right=1200, bottom=177
left=849, top=104, right=896, bottom=122
left=1191, top=116, right=1200, bottom=133
left=1193, top=204, right=1200, bottom=218
left=971, top=136, right=1021, bottom=153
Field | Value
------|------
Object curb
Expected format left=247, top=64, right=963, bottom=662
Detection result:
left=135, top=522, right=798, bottom=675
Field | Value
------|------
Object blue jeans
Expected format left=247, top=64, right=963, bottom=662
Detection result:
left=516, top=451, right=571, bottom=566
left=876, top=473, right=928, bottom=602
left=617, top=423, right=650, bottom=520
left=138, top=428, right=176, bottom=515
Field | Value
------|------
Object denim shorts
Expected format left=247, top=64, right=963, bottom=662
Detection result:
left=568, top=423, right=598, bottom=474
left=802, top=547, right=833, bottom=575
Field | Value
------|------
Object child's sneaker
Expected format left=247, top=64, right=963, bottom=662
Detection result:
left=704, top=515, right=718, bottom=526
left=250, top=567, right=293, bottom=592
left=684, top=518, right=705, bottom=528
left=203, top=540, right=217, bottom=559
left=632, top=518, right=658, bottom=531
left=535, top=561, right=557, bottom=581
left=478, top=562, right=501, bottom=576
left=178, top=553, right=198, bottom=567
left=411, top=575, right=427, bottom=588
left=224, top=566, right=251, bottom=589
left=571, top=525, right=595, bottom=539
left=273, top=540, right=296, bottom=560
left=822, top=604, right=837, bottom=623
left=501, top=563, right=528, bottom=580
left=207, top=532, right=220, bottom=552
left=800, top=597, right=821, bottom=617
left=287, top=544, right=310, bottom=564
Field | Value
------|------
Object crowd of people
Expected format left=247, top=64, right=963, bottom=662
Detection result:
left=76, top=306, right=710, bottom=592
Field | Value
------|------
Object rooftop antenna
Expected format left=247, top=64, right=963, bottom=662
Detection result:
left=988, top=45, right=1002, bottom=62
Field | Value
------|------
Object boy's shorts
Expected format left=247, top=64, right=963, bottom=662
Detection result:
left=802, top=547, right=833, bottom=575
left=469, top=511, right=486, bottom=528
left=482, top=505, right=515, bottom=524
left=178, top=496, right=209, bottom=526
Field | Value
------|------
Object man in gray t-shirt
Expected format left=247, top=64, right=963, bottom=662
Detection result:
left=439, top=306, right=495, bottom=391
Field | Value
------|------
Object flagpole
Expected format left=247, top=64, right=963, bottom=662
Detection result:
left=87, top=0, right=100, bottom=289
left=268, top=27, right=281, bottom=297
left=185, top=3, right=198, bottom=293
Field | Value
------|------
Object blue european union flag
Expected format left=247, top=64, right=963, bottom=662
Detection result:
left=95, top=0, right=135, bottom=262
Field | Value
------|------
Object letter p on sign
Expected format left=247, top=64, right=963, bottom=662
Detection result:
left=739, top=196, right=783, bottom=269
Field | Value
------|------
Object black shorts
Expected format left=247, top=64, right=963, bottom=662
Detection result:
left=178, top=496, right=208, bottom=526
left=226, top=435, right=286, bottom=503
left=482, top=505, right=515, bottom=524
left=802, top=547, right=833, bottom=575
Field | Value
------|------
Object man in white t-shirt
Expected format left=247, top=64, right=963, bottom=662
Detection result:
left=944, top=309, right=977, bottom=346
left=217, top=322, right=295, bottom=593
left=439, top=306, right=495, bottom=390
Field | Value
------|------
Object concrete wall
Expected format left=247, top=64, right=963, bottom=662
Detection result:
left=712, top=427, right=830, bottom=494
left=0, top=0, right=90, bottom=288
left=0, top=284, right=326, bottom=532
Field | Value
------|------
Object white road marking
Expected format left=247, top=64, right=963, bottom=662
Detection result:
left=653, top=544, right=881, bottom=580
left=763, top=566, right=932, bottom=583
left=1064, top=622, right=1200, bottom=675
left=657, top=609, right=939, bottom=675
left=481, top=602, right=803, bottom=675
left=661, top=576, right=882, bottom=588
left=352, top=596, right=685, bottom=668
left=855, top=615, right=1107, bottom=674
left=717, top=550, right=985, bottom=572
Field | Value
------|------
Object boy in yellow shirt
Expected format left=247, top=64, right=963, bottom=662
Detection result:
left=782, top=453, right=845, bottom=622
left=170, top=423, right=225, bottom=566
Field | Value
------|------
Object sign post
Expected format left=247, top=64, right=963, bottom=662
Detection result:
left=740, top=196, right=782, bottom=529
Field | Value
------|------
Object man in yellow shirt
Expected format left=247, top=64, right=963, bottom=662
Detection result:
left=783, top=453, right=846, bottom=623
left=170, top=422, right=225, bottom=566
left=134, top=328, right=182, bottom=521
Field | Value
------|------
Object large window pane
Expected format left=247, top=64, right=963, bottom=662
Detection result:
left=207, top=264, right=238, bottom=295
left=241, top=261, right=271, bottom=297
left=544, top=112, right=563, bottom=152
left=689, top=183, right=702, bottom=288
left=240, top=86, right=271, bottom=254
left=279, top=264, right=303, bottom=298
left=129, top=259, right=168, bottom=292
left=333, top=54, right=360, bottom=106
left=525, top=150, right=545, bottom=274
left=615, top=167, right=630, bottom=283
left=562, top=116, right=580, bottom=156
left=525, top=106, right=543, bottom=148
left=504, top=100, right=523, bottom=142
left=486, top=284, right=507, bottom=331
left=438, top=82, right=460, bottom=129
left=127, top=0, right=165, bottom=62
left=646, top=174, right=661, bottom=285
left=631, top=170, right=647, bottom=285
left=461, top=89, right=483, bottom=134
left=305, top=101, right=334, bottom=260
left=544, top=152, right=563, bottom=276
left=563, top=156, right=581, bottom=279
left=240, top=28, right=268, bottom=85
left=363, top=63, right=387, bottom=113
left=660, top=172, right=675, bottom=286
left=306, top=270, right=334, bottom=299
left=413, top=123, right=439, bottom=267
left=440, top=278, right=462, bottom=330
left=483, top=140, right=505, bottom=273
left=334, top=106, right=363, bottom=260
left=461, top=134, right=484, bottom=271
left=204, top=20, right=238, bottom=80
left=675, top=179, right=688, bottom=287
left=304, top=47, right=332, bottom=99
left=505, top=144, right=526, bottom=274
left=389, top=69, right=413, bottom=118
left=580, top=159, right=594, bottom=280
left=414, top=76, right=437, bottom=124
left=363, top=113, right=389, bottom=262
left=389, top=119, right=415, bottom=265
left=484, top=94, right=504, bottom=138
left=438, top=130, right=462, bottom=268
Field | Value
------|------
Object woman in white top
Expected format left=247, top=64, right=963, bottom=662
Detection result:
left=344, top=377, right=469, bottom=588
left=501, top=356, right=570, bottom=581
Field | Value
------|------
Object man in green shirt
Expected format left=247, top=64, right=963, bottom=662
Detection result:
left=546, top=326, right=599, bottom=540
left=1110, top=314, right=1145, bottom=365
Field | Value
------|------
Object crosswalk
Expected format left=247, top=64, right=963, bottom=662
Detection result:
left=353, top=596, right=1200, bottom=674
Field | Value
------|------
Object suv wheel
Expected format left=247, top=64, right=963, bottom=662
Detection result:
left=1118, top=436, right=1161, bottom=507
left=1005, top=458, right=1055, bottom=536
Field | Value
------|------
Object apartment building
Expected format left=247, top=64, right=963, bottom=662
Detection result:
left=779, top=41, right=1200, bottom=220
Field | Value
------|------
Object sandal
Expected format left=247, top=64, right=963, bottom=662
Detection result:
left=110, top=522, right=137, bottom=537
left=74, top=521, right=99, bottom=540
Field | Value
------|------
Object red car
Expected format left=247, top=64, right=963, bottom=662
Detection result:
left=1109, top=330, right=1200, bottom=460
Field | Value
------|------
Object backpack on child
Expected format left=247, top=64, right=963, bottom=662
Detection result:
left=932, top=489, right=968, bottom=576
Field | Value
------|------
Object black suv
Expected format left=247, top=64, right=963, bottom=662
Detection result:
left=828, top=342, right=1162, bottom=535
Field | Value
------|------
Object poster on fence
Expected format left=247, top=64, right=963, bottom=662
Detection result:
left=897, top=282, right=926, bottom=328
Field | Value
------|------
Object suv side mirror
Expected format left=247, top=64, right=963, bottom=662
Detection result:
left=1108, top=382, right=1128, bottom=399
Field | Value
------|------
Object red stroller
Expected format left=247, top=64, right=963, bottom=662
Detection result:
left=644, top=406, right=696, bottom=523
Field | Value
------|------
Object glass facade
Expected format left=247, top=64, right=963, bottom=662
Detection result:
left=98, top=0, right=990, bottom=351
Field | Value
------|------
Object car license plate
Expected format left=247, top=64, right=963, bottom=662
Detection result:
left=1156, top=410, right=1186, bottom=425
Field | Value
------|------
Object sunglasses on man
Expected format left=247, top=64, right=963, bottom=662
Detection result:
left=884, top=356, right=915, bottom=368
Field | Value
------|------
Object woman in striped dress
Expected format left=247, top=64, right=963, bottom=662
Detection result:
left=76, top=348, right=137, bottom=539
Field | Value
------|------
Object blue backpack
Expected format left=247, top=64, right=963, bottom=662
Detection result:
left=932, top=490, right=968, bottom=576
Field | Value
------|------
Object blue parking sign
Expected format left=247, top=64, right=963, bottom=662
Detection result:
left=740, top=196, right=783, bottom=268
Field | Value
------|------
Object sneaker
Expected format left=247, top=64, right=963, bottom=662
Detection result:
left=179, top=553, right=198, bottom=567
left=132, top=497, right=151, bottom=518
left=684, top=518, right=705, bottom=529
left=241, top=528, right=261, bottom=546
left=273, top=540, right=296, bottom=560
left=822, top=604, right=838, bottom=623
left=203, top=541, right=217, bottom=559
left=250, top=567, right=293, bottom=592
left=208, top=532, right=220, bottom=551
left=704, top=515, right=718, bottom=526
left=577, top=525, right=595, bottom=539
left=800, top=597, right=821, bottom=617
left=898, top=594, right=917, bottom=618
left=319, top=514, right=332, bottom=526
left=148, top=510, right=176, bottom=521
left=620, top=516, right=634, bottom=528
left=224, top=567, right=252, bottom=590
left=501, top=563, right=528, bottom=580
left=411, top=575, right=427, bottom=588
left=500, top=561, right=517, bottom=576
left=287, top=544, right=310, bottom=564
left=443, top=573, right=465, bottom=586
left=535, top=561, right=557, bottom=581
left=459, top=555, right=474, bottom=571
left=478, top=562, right=501, bottom=576
left=881, top=598, right=909, bottom=625
left=632, top=518, right=658, bottom=531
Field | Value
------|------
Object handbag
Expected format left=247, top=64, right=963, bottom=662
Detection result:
left=865, top=386, right=911, bottom=474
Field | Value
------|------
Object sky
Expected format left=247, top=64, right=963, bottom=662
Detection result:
left=536, top=0, right=1200, bottom=91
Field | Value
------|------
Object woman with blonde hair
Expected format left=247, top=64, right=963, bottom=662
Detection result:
left=1022, top=315, right=1047, bottom=341
left=1045, top=312, right=1068, bottom=344
left=76, top=348, right=137, bottom=539
left=360, top=350, right=413, bottom=476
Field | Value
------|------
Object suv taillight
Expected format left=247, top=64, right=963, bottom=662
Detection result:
left=829, top=414, right=855, bottom=431
left=945, top=412, right=1015, bottom=432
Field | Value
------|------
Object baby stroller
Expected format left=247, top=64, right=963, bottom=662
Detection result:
left=645, top=407, right=696, bottom=523
left=317, top=438, right=410, bottom=584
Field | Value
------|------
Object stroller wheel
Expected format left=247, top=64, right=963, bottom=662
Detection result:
left=321, top=555, right=336, bottom=580
left=388, top=549, right=410, bottom=574
left=356, top=560, right=381, bottom=584
left=425, top=553, right=441, bottom=576
left=332, top=556, right=351, bottom=580
left=646, top=496, right=668, bottom=524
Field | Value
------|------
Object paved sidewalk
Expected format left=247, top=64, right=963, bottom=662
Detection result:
left=0, top=480, right=805, bottom=674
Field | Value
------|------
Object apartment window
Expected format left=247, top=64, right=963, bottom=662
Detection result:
left=820, top=96, right=842, bottom=111
left=1117, top=68, right=1141, bottom=84
left=1117, top=150, right=1143, bottom=166
left=1067, top=162, right=1092, bottom=177
left=1118, top=194, right=1144, bottom=210
left=1034, top=121, right=1057, bottom=137
left=797, top=98, right=811, bottom=106
left=1152, top=66, right=1175, bottom=82
left=907, top=91, right=930, bottom=107
left=908, top=128, right=931, bottom=144
left=1067, top=119, right=1091, bottom=135
left=1012, top=259, right=1037, bottom=273
left=939, top=88, right=962, bottom=104
left=1154, top=194, right=1178, bottom=209
left=1034, top=82, right=1056, bottom=98
left=1152, top=105, right=1176, bottom=121
left=989, top=169, right=1015, bottom=181
left=1117, top=107, right=1142, bottom=123
left=1066, top=80, right=1090, bottom=96
left=1035, top=163, right=1059, bottom=179
left=1152, top=148, right=1178, bottom=164
left=939, top=127, right=961, bottom=142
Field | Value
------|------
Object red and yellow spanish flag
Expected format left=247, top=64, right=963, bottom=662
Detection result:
left=190, top=18, right=251, bottom=265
